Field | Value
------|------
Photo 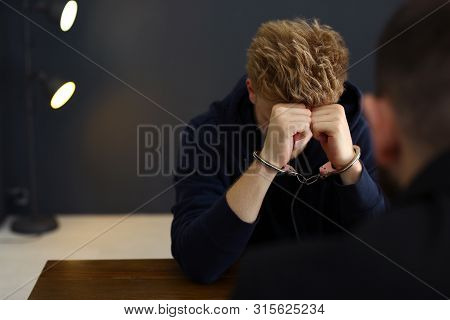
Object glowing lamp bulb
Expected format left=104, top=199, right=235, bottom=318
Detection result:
left=50, top=81, right=76, bottom=109
left=60, top=1, right=78, bottom=32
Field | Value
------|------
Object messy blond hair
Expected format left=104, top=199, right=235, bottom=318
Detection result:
left=246, top=19, right=349, bottom=107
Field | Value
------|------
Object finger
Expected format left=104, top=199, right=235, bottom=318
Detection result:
left=269, top=114, right=311, bottom=128
left=292, top=129, right=313, bottom=156
left=274, top=111, right=311, bottom=124
left=276, top=108, right=311, bottom=117
left=311, top=114, right=339, bottom=123
left=288, top=115, right=312, bottom=124
left=272, top=107, right=311, bottom=120
left=269, top=121, right=310, bottom=137
left=293, top=125, right=312, bottom=142
left=312, top=104, right=345, bottom=117
left=311, top=108, right=334, bottom=117
left=313, top=104, right=342, bottom=111
left=311, top=129, right=329, bottom=145
left=288, top=108, right=312, bottom=115
left=286, top=121, right=311, bottom=136
left=311, top=121, right=336, bottom=138
left=316, top=133, right=328, bottom=145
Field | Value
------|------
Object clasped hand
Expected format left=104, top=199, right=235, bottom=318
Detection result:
left=260, top=103, right=355, bottom=170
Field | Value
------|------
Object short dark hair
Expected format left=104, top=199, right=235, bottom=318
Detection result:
left=375, top=0, right=450, bottom=150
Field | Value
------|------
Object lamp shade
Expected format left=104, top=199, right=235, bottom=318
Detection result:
left=49, top=81, right=76, bottom=109
left=37, top=74, right=76, bottom=109
left=36, top=0, right=78, bottom=32
left=59, top=1, right=78, bottom=32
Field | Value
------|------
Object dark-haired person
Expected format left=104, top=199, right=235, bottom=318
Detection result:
left=171, top=19, right=385, bottom=283
left=233, top=0, right=450, bottom=299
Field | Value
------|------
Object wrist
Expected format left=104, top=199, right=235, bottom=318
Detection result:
left=259, top=148, right=286, bottom=169
left=320, top=145, right=361, bottom=180
left=339, top=159, right=363, bottom=185
left=250, top=158, right=278, bottom=179
left=331, top=148, right=356, bottom=170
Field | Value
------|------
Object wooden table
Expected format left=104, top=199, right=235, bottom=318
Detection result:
left=28, top=259, right=236, bottom=299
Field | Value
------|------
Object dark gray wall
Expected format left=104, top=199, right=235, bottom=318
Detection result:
left=1, top=0, right=403, bottom=213
left=1, top=2, right=29, bottom=220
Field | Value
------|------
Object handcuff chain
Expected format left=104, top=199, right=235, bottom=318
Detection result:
left=291, top=169, right=321, bottom=186
left=252, top=151, right=323, bottom=186
left=266, top=162, right=322, bottom=186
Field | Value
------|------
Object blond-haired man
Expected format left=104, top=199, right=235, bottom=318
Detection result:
left=234, top=0, right=450, bottom=299
left=171, top=19, right=385, bottom=283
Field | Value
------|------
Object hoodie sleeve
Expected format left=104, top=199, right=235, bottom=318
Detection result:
left=332, top=114, right=387, bottom=227
left=170, top=123, right=256, bottom=284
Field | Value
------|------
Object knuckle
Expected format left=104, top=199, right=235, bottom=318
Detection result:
left=271, top=108, right=282, bottom=117
left=304, top=123, right=310, bottom=131
left=277, top=113, right=288, bottom=122
left=272, top=104, right=282, bottom=112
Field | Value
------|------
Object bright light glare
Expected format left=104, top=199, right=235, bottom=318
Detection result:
left=50, top=82, right=76, bottom=109
left=60, top=1, right=78, bottom=32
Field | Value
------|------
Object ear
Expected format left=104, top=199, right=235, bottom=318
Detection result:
left=246, top=78, right=257, bottom=104
left=363, top=94, right=401, bottom=168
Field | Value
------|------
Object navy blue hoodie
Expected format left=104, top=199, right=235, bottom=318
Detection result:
left=171, top=76, right=385, bottom=283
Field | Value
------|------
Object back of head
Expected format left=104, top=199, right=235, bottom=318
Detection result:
left=246, top=19, right=349, bottom=107
left=376, top=0, right=450, bottom=152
